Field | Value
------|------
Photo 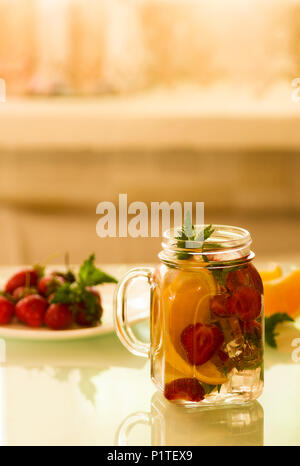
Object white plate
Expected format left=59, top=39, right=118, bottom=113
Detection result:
left=0, top=267, right=149, bottom=341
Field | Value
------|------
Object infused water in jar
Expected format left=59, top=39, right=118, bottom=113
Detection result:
left=114, top=225, right=264, bottom=406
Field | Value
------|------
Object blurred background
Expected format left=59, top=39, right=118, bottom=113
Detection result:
left=0, top=0, right=300, bottom=265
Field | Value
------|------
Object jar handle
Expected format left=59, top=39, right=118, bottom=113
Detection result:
left=115, top=411, right=151, bottom=446
left=113, top=267, right=154, bottom=358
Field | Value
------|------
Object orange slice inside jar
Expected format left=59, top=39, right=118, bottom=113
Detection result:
left=162, top=269, right=227, bottom=385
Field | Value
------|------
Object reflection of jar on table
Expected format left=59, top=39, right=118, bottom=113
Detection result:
left=117, top=391, right=264, bottom=446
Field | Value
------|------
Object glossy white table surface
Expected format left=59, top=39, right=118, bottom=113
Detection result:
left=0, top=266, right=299, bottom=446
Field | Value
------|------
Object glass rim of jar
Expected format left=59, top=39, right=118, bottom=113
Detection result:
left=159, top=224, right=254, bottom=267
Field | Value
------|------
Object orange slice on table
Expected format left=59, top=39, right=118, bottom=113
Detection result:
left=261, top=268, right=300, bottom=318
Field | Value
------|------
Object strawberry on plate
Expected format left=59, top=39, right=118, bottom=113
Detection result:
left=12, top=286, right=37, bottom=301
left=15, top=294, right=48, bottom=327
left=49, top=254, right=116, bottom=328
left=181, top=323, right=224, bottom=366
left=76, top=308, right=96, bottom=326
left=75, top=287, right=103, bottom=326
left=38, top=275, right=65, bottom=297
left=1, top=254, right=117, bottom=332
left=0, top=296, right=15, bottom=325
left=5, top=269, right=39, bottom=294
left=44, top=303, right=73, bottom=330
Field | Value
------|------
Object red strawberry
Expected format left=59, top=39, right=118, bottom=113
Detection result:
left=226, top=264, right=263, bottom=294
left=248, top=264, right=264, bottom=294
left=210, top=294, right=234, bottom=317
left=12, top=286, right=37, bottom=301
left=0, top=296, right=15, bottom=325
left=38, top=275, right=65, bottom=297
left=50, top=270, right=76, bottom=283
left=241, top=319, right=262, bottom=337
left=76, top=310, right=93, bottom=326
left=181, top=323, right=224, bottom=366
left=164, top=378, right=205, bottom=402
left=85, top=287, right=102, bottom=304
left=227, top=286, right=261, bottom=321
left=47, top=293, right=55, bottom=303
left=218, top=349, right=229, bottom=363
left=75, top=288, right=103, bottom=326
left=75, top=305, right=103, bottom=326
left=5, top=269, right=38, bottom=294
left=16, top=294, right=48, bottom=327
left=44, top=303, right=73, bottom=330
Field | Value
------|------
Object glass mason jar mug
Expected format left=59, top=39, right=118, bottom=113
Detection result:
left=114, top=225, right=264, bottom=406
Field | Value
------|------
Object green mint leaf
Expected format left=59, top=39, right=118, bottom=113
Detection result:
left=183, top=211, right=194, bottom=240
left=175, top=219, right=222, bottom=261
left=194, top=224, right=215, bottom=242
left=265, top=312, right=294, bottom=348
left=51, top=282, right=76, bottom=304
left=174, top=229, right=190, bottom=259
left=174, top=229, right=188, bottom=241
left=78, top=254, right=117, bottom=286
left=210, top=268, right=227, bottom=287
left=176, top=220, right=217, bottom=260
left=203, top=224, right=215, bottom=241
left=205, top=225, right=214, bottom=240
